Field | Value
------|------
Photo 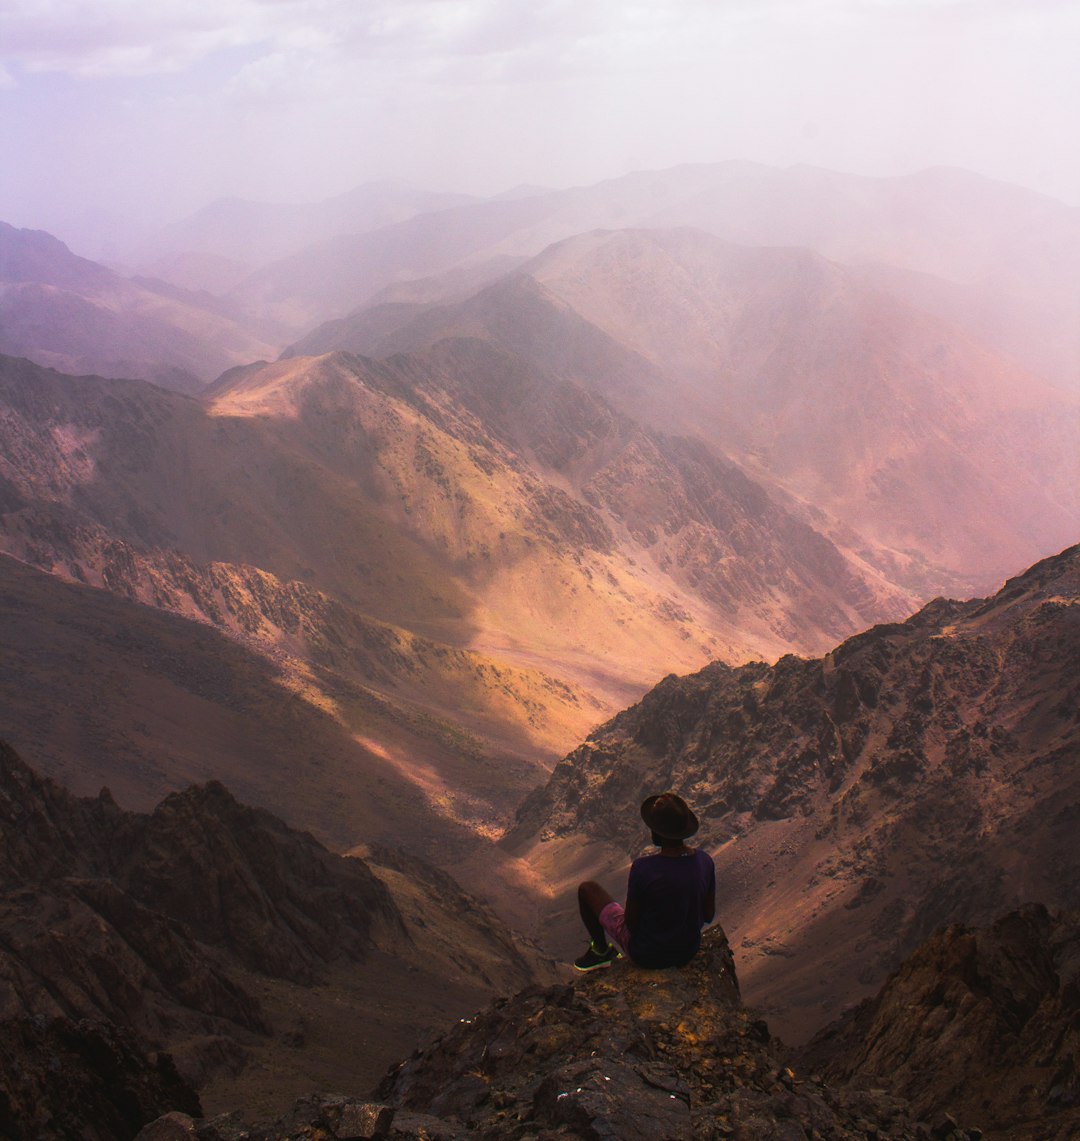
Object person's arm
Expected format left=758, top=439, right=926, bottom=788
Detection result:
left=624, top=861, right=641, bottom=933
left=702, top=858, right=716, bottom=925
left=624, top=897, right=639, bottom=933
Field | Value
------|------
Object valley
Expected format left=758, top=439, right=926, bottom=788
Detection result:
left=2, top=160, right=1080, bottom=1138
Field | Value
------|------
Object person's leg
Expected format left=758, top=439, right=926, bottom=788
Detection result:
left=578, top=880, right=614, bottom=947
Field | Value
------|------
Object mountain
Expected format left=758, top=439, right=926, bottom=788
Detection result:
left=0, top=1018, right=200, bottom=1141
left=0, top=550, right=548, bottom=872
left=799, top=904, right=1080, bottom=1140
left=0, top=346, right=911, bottom=836
left=509, top=542, right=1080, bottom=1043
left=290, top=227, right=1080, bottom=597
left=0, top=740, right=548, bottom=1123
left=133, top=182, right=478, bottom=282
left=0, top=223, right=279, bottom=391
left=230, top=163, right=1080, bottom=397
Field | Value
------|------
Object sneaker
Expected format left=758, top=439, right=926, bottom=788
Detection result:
left=574, top=942, right=620, bottom=971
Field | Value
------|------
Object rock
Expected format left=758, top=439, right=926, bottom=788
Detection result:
left=798, top=905, right=1080, bottom=1139
left=370, top=927, right=930, bottom=1139
left=0, top=1016, right=201, bottom=1141
left=533, top=1057, right=692, bottom=1140
left=135, top=1112, right=199, bottom=1140
left=335, top=1102, right=395, bottom=1139
left=386, top=1111, right=471, bottom=1140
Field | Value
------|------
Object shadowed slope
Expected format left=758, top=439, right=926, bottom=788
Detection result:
left=799, top=905, right=1080, bottom=1140
left=0, top=740, right=549, bottom=1119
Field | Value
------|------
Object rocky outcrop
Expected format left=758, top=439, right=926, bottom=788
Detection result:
left=0, top=738, right=388, bottom=1087
left=510, top=543, right=1080, bottom=1034
left=0, top=739, right=402, bottom=989
left=141, top=928, right=982, bottom=1140
left=798, top=904, right=1080, bottom=1140
left=0, top=741, right=550, bottom=1125
left=0, top=1015, right=201, bottom=1141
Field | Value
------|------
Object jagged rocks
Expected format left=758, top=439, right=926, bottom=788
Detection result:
left=509, top=544, right=1080, bottom=1039
left=137, top=1098, right=400, bottom=1141
left=0, top=1015, right=200, bottom=1141
left=369, top=927, right=931, bottom=1140
left=798, top=905, right=1080, bottom=1140
left=0, top=741, right=554, bottom=1133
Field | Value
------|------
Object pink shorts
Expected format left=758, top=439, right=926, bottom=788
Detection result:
left=599, top=901, right=630, bottom=955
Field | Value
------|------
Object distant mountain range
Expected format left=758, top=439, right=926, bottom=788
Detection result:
left=0, top=223, right=278, bottom=392
left=217, top=163, right=1080, bottom=396
left=132, top=182, right=478, bottom=278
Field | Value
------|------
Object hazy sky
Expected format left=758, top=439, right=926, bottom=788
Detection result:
left=2, top=0, right=1079, bottom=246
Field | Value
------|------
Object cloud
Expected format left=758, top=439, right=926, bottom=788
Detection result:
left=3, top=0, right=1080, bottom=234
left=0, top=0, right=816, bottom=82
left=0, top=0, right=366, bottom=78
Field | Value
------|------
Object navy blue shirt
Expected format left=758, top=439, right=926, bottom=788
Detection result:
left=626, top=848, right=715, bottom=968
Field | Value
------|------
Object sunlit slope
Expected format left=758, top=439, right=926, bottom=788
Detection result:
left=1, top=348, right=908, bottom=795
left=301, top=228, right=1080, bottom=596
left=0, top=553, right=539, bottom=856
left=208, top=343, right=908, bottom=677
left=0, top=355, right=601, bottom=780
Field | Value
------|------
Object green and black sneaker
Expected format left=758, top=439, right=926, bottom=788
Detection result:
left=574, top=941, right=620, bottom=971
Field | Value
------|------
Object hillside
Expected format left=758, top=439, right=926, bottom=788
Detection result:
left=799, top=904, right=1080, bottom=1140
left=0, top=222, right=278, bottom=391
left=293, top=228, right=1080, bottom=597
left=0, top=349, right=913, bottom=860
left=0, top=740, right=548, bottom=1123
left=509, top=542, right=1080, bottom=1042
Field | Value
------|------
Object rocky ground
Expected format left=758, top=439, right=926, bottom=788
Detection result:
left=136, top=928, right=980, bottom=1141
left=799, top=905, right=1080, bottom=1141
left=0, top=740, right=551, bottom=1133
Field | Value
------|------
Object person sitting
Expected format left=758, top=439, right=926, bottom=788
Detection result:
left=575, top=792, right=716, bottom=971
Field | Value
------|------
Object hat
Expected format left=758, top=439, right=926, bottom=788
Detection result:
left=640, top=792, right=699, bottom=840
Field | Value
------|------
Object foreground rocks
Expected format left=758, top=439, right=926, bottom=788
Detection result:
left=0, top=1015, right=200, bottom=1141
left=0, top=741, right=550, bottom=1134
left=800, top=904, right=1080, bottom=1140
left=145, top=928, right=977, bottom=1140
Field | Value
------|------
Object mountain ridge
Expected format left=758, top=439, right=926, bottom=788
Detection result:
left=509, top=541, right=1080, bottom=1042
left=0, top=223, right=278, bottom=392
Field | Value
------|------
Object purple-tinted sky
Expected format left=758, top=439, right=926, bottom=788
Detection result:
left=2, top=0, right=1079, bottom=248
